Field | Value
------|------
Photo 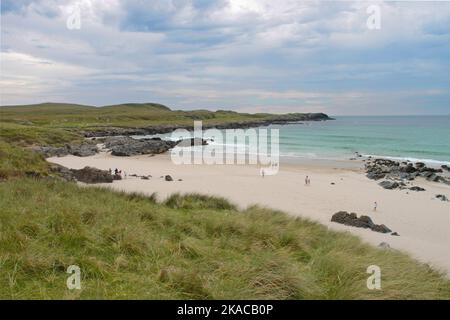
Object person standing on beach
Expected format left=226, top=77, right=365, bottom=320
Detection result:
left=261, top=168, right=265, bottom=178
left=305, top=176, right=309, bottom=186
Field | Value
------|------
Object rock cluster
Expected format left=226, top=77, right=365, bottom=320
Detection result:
left=69, top=166, right=116, bottom=184
left=436, top=194, right=449, bottom=202
left=103, top=136, right=178, bottom=156
left=331, top=211, right=393, bottom=234
left=365, top=158, right=450, bottom=189
left=82, top=113, right=333, bottom=138
left=32, top=143, right=98, bottom=158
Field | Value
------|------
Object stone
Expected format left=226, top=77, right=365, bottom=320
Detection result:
left=378, top=180, right=399, bottom=190
left=409, top=186, right=425, bottom=191
left=165, top=175, right=173, bottom=181
left=331, top=211, right=393, bottom=234
left=70, top=166, right=113, bottom=184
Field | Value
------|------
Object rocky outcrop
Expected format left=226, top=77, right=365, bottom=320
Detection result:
left=331, top=211, right=393, bottom=234
left=32, top=143, right=98, bottom=158
left=103, top=136, right=178, bottom=156
left=365, top=158, right=450, bottom=189
left=70, top=166, right=114, bottom=184
left=82, top=113, right=333, bottom=138
left=49, top=164, right=76, bottom=181
left=165, top=175, right=173, bottom=181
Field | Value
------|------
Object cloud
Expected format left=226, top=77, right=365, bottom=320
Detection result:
left=1, top=0, right=449, bottom=114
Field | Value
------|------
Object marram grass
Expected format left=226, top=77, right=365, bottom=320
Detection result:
left=0, top=178, right=449, bottom=299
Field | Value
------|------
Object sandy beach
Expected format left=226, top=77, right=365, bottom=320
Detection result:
left=48, top=152, right=450, bottom=277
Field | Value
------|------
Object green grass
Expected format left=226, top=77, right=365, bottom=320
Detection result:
left=0, top=102, right=272, bottom=129
left=0, top=141, right=49, bottom=179
left=1, top=178, right=449, bottom=299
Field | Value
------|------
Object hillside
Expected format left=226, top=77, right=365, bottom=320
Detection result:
left=1, top=178, right=449, bottom=299
left=1, top=102, right=324, bottom=129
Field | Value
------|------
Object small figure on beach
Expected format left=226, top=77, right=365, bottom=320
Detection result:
left=305, top=176, right=310, bottom=186
left=261, top=168, right=265, bottom=178
left=373, top=201, right=378, bottom=211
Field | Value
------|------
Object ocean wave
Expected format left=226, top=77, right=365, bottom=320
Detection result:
left=361, top=154, right=450, bottom=166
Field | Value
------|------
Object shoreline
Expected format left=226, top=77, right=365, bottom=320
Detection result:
left=47, top=152, right=450, bottom=278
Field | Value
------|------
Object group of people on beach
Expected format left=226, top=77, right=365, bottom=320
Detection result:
left=109, top=168, right=127, bottom=179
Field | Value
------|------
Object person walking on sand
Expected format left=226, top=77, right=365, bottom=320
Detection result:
left=261, top=168, right=265, bottom=178
left=373, top=201, right=378, bottom=211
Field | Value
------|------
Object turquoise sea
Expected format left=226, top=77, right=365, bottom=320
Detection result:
left=271, top=116, right=450, bottom=164
left=139, top=116, right=450, bottom=165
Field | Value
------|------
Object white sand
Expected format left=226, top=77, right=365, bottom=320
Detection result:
left=48, top=152, right=450, bottom=276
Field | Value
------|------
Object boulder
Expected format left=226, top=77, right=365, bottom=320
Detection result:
left=409, top=186, right=425, bottom=192
left=165, top=175, right=173, bottom=181
left=415, top=162, right=425, bottom=168
left=371, top=224, right=392, bottom=234
left=70, top=166, right=113, bottom=184
left=378, top=180, right=399, bottom=190
left=104, top=136, right=178, bottom=156
left=31, top=143, right=97, bottom=158
left=331, top=211, right=393, bottom=234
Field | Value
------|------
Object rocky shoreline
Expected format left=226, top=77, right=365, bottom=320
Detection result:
left=365, top=158, right=450, bottom=189
left=81, top=113, right=333, bottom=138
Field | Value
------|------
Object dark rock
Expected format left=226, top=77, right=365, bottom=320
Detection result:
left=409, top=186, right=425, bottom=191
left=331, top=211, right=392, bottom=234
left=165, top=175, right=173, bottom=181
left=31, top=143, right=97, bottom=158
left=436, top=194, right=448, bottom=202
left=366, top=172, right=385, bottom=180
left=401, top=164, right=416, bottom=173
left=378, top=180, right=399, bottom=190
left=49, top=164, right=76, bottom=181
left=68, top=144, right=98, bottom=157
left=104, top=136, right=178, bottom=156
left=371, top=224, right=392, bottom=234
left=141, top=176, right=149, bottom=180
left=441, top=165, right=450, bottom=172
left=391, top=232, right=400, bottom=236
left=415, top=162, right=425, bottom=168
left=70, top=166, right=113, bottom=184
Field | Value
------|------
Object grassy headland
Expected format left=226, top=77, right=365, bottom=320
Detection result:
left=1, top=102, right=449, bottom=299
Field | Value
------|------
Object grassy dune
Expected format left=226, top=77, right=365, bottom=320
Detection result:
left=1, top=178, right=449, bottom=299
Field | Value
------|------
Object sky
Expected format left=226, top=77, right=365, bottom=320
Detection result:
left=0, top=0, right=449, bottom=115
